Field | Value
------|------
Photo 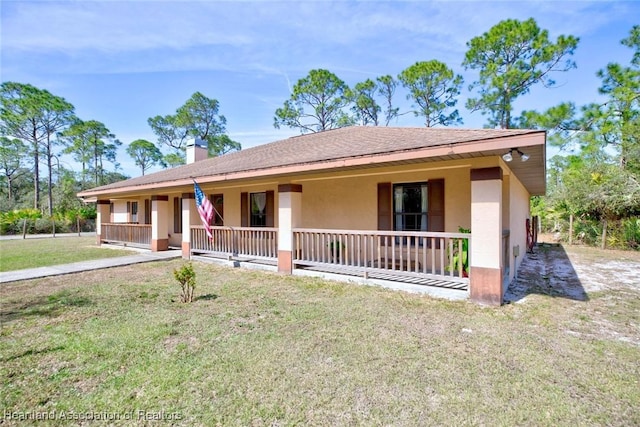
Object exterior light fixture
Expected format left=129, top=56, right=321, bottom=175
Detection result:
left=502, top=148, right=529, bottom=162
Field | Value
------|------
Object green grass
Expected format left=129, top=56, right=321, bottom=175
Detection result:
left=1, top=258, right=639, bottom=426
left=0, top=237, right=135, bottom=272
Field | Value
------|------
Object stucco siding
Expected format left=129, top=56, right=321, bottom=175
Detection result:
left=508, top=171, right=531, bottom=284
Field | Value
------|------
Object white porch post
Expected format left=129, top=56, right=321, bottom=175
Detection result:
left=95, top=200, right=110, bottom=245
left=470, top=167, right=504, bottom=305
left=151, top=195, right=169, bottom=252
left=277, top=184, right=302, bottom=274
left=181, top=192, right=195, bottom=259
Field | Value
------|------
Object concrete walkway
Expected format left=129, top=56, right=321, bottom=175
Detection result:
left=0, top=232, right=96, bottom=240
left=0, top=249, right=182, bottom=284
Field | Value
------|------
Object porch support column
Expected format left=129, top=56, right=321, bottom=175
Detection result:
left=181, top=193, right=195, bottom=259
left=470, top=167, right=504, bottom=306
left=95, top=200, right=110, bottom=245
left=151, top=195, right=169, bottom=252
left=277, top=184, right=302, bottom=274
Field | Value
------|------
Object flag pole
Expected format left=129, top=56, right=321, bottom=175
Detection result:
left=192, top=178, right=225, bottom=225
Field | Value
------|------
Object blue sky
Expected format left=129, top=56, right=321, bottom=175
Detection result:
left=2, top=0, right=638, bottom=178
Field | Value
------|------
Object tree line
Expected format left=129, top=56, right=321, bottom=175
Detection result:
left=1, top=18, right=638, bottom=248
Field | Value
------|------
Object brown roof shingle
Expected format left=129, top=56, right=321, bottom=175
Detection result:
left=79, top=126, right=543, bottom=195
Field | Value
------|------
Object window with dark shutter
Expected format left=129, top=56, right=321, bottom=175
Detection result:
left=210, top=194, right=224, bottom=226
left=173, top=197, right=182, bottom=233
left=379, top=180, right=445, bottom=246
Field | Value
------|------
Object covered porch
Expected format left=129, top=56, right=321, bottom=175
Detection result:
left=80, top=127, right=546, bottom=305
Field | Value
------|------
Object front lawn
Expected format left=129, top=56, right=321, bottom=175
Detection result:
left=1, top=256, right=638, bottom=426
left=0, top=237, right=135, bottom=272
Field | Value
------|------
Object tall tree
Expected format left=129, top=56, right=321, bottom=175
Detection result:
left=148, top=92, right=238, bottom=160
left=126, top=139, right=165, bottom=176
left=274, top=69, right=354, bottom=133
left=60, top=120, right=92, bottom=186
left=0, top=82, right=75, bottom=211
left=350, top=75, right=401, bottom=126
left=61, top=120, right=121, bottom=187
left=376, top=75, right=400, bottom=126
left=40, top=97, right=75, bottom=214
left=0, top=136, right=28, bottom=204
left=208, top=134, right=241, bottom=157
left=398, top=60, right=463, bottom=127
left=463, top=18, right=579, bottom=128
left=350, top=79, right=381, bottom=126
left=579, top=26, right=640, bottom=174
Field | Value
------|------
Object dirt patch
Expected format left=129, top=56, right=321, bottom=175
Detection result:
left=506, top=244, right=640, bottom=302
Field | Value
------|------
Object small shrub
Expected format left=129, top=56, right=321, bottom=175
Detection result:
left=173, top=262, right=196, bottom=303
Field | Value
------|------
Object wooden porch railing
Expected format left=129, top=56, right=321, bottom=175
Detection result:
left=101, top=223, right=151, bottom=246
left=293, top=228, right=471, bottom=283
left=191, top=226, right=278, bottom=260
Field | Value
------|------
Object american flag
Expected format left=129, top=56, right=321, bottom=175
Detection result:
left=194, top=180, right=213, bottom=239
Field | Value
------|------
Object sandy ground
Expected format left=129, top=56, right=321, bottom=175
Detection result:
left=505, top=241, right=640, bottom=303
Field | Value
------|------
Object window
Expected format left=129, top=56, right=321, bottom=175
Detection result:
left=173, top=197, right=182, bottom=233
left=250, top=192, right=267, bottom=227
left=378, top=180, right=444, bottom=246
left=241, top=191, right=273, bottom=227
left=210, top=194, right=224, bottom=226
left=131, top=202, right=138, bottom=223
left=394, top=183, right=428, bottom=232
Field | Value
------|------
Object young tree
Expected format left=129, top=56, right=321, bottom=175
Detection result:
left=126, top=139, right=165, bottom=176
left=398, top=60, right=463, bottom=127
left=463, top=18, right=579, bottom=128
left=274, top=69, right=354, bottom=133
left=148, top=92, right=239, bottom=159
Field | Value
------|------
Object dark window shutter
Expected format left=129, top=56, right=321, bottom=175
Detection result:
left=265, top=190, right=275, bottom=227
left=241, top=192, right=248, bottom=227
left=173, top=197, right=182, bottom=233
left=378, top=183, right=392, bottom=230
left=144, top=199, right=150, bottom=224
left=428, top=179, right=445, bottom=232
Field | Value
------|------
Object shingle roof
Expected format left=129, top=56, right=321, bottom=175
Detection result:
left=80, top=126, right=542, bottom=195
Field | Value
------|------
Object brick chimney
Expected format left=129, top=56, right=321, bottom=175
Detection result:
left=186, top=138, right=208, bottom=164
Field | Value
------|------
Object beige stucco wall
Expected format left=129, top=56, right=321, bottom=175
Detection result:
left=508, top=169, right=531, bottom=285
left=198, top=182, right=280, bottom=228
left=112, top=200, right=129, bottom=223
left=287, top=158, right=493, bottom=232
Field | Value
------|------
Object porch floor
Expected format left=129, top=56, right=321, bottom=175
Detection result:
left=192, top=252, right=468, bottom=299
left=295, top=264, right=468, bottom=291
